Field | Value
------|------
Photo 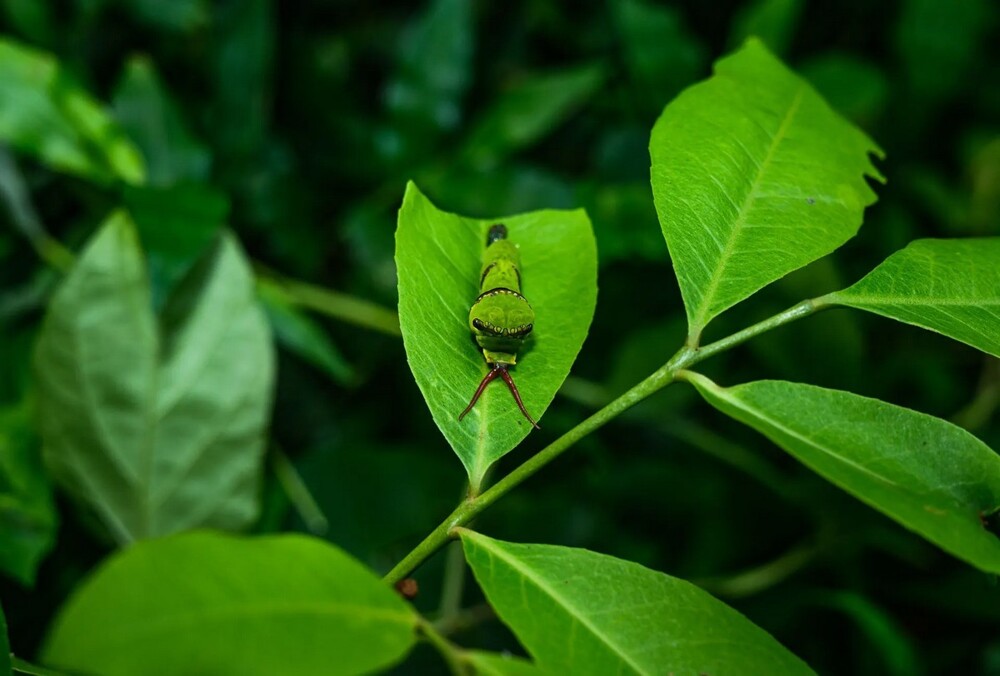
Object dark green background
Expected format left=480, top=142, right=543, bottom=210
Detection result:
left=1, top=0, right=999, bottom=673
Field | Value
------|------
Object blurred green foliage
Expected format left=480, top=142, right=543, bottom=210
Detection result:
left=0, top=0, right=998, bottom=673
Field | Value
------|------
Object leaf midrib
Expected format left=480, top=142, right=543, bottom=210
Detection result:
left=690, top=85, right=805, bottom=335
left=837, top=294, right=1000, bottom=307
left=475, top=537, right=647, bottom=675
left=72, top=601, right=413, bottom=651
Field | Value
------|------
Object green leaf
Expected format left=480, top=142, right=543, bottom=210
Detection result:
left=460, top=531, right=813, bottom=675
left=464, top=651, right=542, bottom=675
left=650, top=38, right=883, bottom=341
left=396, top=183, right=597, bottom=489
left=684, top=373, right=1000, bottom=573
left=123, top=184, right=227, bottom=309
left=462, top=65, right=606, bottom=167
left=826, top=238, right=1000, bottom=358
left=257, top=278, right=356, bottom=386
left=34, top=211, right=274, bottom=543
left=1, top=599, right=10, bottom=676
left=0, top=37, right=145, bottom=184
left=0, top=401, right=57, bottom=586
left=42, top=532, right=418, bottom=676
left=112, top=56, right=212, bottom=186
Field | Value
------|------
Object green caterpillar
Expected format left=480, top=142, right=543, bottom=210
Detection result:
left=459, top=224, right=540, bottom=428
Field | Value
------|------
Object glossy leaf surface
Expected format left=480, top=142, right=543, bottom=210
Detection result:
left=42, top=532, right=417, bottom=676
left=34, top=211, right=273, bottom=543
left=827, top=238, right=1000, bottom=358
left=461, top=530, right=813, bottom=675
left=396, top=183, right=596, bottom=488
left=650, top=38, right=882, bottom=340
left=685, top=373, right=1000, bottom=572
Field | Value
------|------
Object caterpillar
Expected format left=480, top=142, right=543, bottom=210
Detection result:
left=459, top=224, right=540, bottom=429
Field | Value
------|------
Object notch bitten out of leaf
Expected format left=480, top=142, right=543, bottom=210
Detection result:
left=395, top=182, right=596, bottom=490
left=650, top=38, right=883, bottom=343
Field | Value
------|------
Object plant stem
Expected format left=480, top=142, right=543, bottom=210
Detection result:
left=437, top=541, right=467, bottom=624
left=384, top=298, right=827, bottom=585
left=260, top=272, right=402, bottom=337
left=694, top=539, right=821, bottom=598
left=270, top=447, right=328, bottom=534
left=417, top=617, right=468, bottom=675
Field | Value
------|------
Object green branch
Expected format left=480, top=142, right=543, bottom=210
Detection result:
left=384, top=298, right=827, bottom=585
left=261, top=273, right=402, bottom=337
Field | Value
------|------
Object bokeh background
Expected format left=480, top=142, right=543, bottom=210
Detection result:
left=1, top=0, right=999, bottom=673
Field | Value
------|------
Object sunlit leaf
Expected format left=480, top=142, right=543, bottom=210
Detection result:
left=0, top=37, right=144, bottom=184
left=650, top=38, right=883, bottom=341
left=827, top=238, right=1000, bottom=358
left=685, top=373, right=1000, bottom=573
left=42, top=532, right=417, bottom=676
left=396, top=182, right=596, bottom=489
left=461, top=530, right=813, bottom=675
left=34, top=211, right=274, bottom=543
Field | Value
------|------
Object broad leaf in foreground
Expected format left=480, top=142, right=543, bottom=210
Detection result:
left=650, top=38, right=882, bottom=341
left=42, top=532, right=417, bottom=676
left=34, top=211, right=274, bottom=543
left=684, top=372, right=1000, bottom=573
left=396, top=183, right=597, bottom=488
left=825, top=238, right=1000, bottom=358
left=460, top=530, right=812, bottom=675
